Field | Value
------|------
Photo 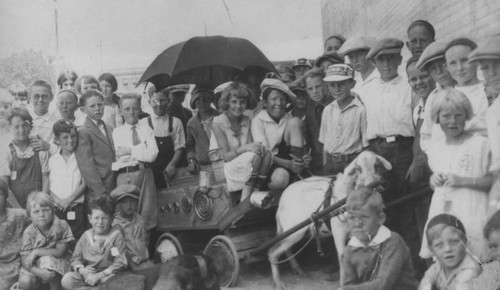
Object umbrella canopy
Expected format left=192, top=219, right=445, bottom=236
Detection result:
left=138, top=35, right=277, bottom=90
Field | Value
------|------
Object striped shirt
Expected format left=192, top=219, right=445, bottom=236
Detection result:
left=360, top=75, right=418, bottom=140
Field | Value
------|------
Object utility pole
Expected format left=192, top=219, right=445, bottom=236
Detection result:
left=54, top=0, right=59, bottom=57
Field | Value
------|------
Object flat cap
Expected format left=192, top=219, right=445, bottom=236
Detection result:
left=324, top=64, right=355, bottom=82
left=260, top=78, right=296, bottom=102
left=415, top=41, right=447, bottom=71
left=290, top=86, right=307, bottom=96
left=469, top=35, right=500, bottom=63
left=110, top=184, right=140, bottom=202
left=337, top=37, right=376, bottom=56
left=315, top=52, right=344, bottom=67
left=292, top=58, right=313, bottom=69
left=366, top=38, right=404, bottom=59
left=190, top=86, right=214, bottom=109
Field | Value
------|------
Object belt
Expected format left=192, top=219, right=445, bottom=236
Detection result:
left=327, top=152, right=359, bottom=163
left=369, top=135, right=414, bottom=145
left=117, top=163, right=150, bottom=174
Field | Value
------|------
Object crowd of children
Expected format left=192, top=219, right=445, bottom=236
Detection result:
left=0, top=16, right=500, bottom=290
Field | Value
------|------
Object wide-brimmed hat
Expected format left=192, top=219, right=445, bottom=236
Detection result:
left=367, top=38, right=404, bottom=59
left=260, top=78, right=296, bottom=102
left=323, top=64, right=355, bottom=82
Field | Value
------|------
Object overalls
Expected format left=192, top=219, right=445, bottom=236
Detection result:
left=9, top=144, right=42, bottom=208
left=148, top=115, right=175, bottom=189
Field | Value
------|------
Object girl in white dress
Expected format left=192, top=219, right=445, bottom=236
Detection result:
left=212, top=82, right=272, bottom=201
left=420, top=88, right=493, bottom=259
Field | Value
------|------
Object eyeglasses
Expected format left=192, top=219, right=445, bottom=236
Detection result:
left=31, top=94, right=52, bottom=101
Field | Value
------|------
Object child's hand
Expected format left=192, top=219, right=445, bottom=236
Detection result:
left=444, top=174, right=462, bottom=188
left=38, top=268, right=56, bottom=283
left=430, top=173, right=445, bottom=189
left=85, top=273, right=101, bottom=286
left=29, top=136, right=50, bottom=152
left=79, top=266, right=96, bottom=278
left=57, top=198, right=72, bottom=212
left=164, top=164, right=176, bottom=179
left=116, top=147, right=132, bottom=158
left=25, top=250, right=39, bottom=266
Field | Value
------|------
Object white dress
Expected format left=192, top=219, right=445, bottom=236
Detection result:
left=212, top=113, right=256, bottom=192
left=420, top=132, right=491, bottom=259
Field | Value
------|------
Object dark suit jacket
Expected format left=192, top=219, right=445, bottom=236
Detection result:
left=75, top=117, right=116, bottom=197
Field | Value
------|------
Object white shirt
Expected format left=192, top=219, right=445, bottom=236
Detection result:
left=138, top=113, right=186, bottom=151
left=251, top=110, right=291, bottom=155
left=487, top=97, right=500, bottom=171
left=112, top=122, right=159, bottom=170
left=28, top=106, right=60, bottom=143
left=48, top=152, right=84, bottom=204
left=352, top=68, right=380, bottom=96
left=420, top=83, right=488, bottom=153
left=360, top=74, right=418, bottom=140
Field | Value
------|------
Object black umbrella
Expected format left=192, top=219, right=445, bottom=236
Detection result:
left=138, top=35, right=277, bottom=90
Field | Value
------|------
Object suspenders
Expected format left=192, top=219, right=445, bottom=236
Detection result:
left=147, top=115, right=173, bottom=134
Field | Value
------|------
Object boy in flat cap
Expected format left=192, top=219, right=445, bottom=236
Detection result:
left=320, top=64, right=367, bottom=175
left=469, top=35, right=500, bottom=210
left=186, top=86, right=220, bottom=174
left=406, top=20, right=435, bottom=57
left=363, top=38, right=418, bottom=234
left=292, top=58, right=313, bottom=79
left=416, top=41, right=457, bottom=153
left=110, top=184, right=153, bottom=270
left=338, top=37, right=379, bottom=95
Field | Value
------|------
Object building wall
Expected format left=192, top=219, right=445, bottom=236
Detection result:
left=321, top=0, right=500, bottom=50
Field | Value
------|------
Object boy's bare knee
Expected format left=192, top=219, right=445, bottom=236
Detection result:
left=18, top=273, right=36, bottom=290
left=269, top=168, right=290, bottom=190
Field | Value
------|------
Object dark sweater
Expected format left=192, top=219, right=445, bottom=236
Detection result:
left=342, top=231, right=418, bottom=290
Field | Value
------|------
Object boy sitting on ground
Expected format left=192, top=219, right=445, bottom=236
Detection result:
left=340, top=187, right=418, bottom=290
left=110, top=184, right=153, bottom=271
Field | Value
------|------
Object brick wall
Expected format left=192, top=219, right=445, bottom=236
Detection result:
left=321, top=0, right=500, bottom=50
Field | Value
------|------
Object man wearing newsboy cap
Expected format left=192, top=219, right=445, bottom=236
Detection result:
left=338, top=36, right=379, bottom=94
left=469, top=35, right=500, bottom=180
left=362, top=38, right=419, bottom=234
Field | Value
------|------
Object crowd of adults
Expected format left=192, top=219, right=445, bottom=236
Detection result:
left=1, top=17, right=500, bottom=290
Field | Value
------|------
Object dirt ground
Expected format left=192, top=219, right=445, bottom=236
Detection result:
left=222, top=243, right=341, bottom=290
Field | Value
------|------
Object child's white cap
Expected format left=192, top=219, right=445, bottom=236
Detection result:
left=323, top=64, right=355, bottom=82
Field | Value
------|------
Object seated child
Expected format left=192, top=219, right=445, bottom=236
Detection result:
left=61, top=195, right=127, bottom=290
left=341, top=187, right=418, bottom=290
left=19, top=191, right=74, bottom=290
left=469, top=211, right=500, bottom=289
left=49, top=120, right=86, bottom=240
left=0, top=107, right=49, bottom=208
left=419, top=214, right=481, bottom=290
left=0, top=179, right=30, bottom=290
left=110, top=184, right=153, bottom=270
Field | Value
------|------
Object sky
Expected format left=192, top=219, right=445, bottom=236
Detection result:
left=0, top=0, right=324, bottom=75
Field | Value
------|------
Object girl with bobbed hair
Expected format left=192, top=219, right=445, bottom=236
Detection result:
left=57, top=71, right=78, bottom=90
left=212, top=81, right=272, bottom=201
left=99, top=73, right=123, bottom=127
left=420, top=88, right=493, bottom=259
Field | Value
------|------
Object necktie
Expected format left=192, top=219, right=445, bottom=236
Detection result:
left=97, top=120, right=106, bottom=136
left=132, top=125, right=141, bottom=145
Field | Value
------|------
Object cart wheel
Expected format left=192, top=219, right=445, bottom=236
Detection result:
left=203, top=235, right=240, bottom=287
left=155, top=233, right=183, bottom=263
